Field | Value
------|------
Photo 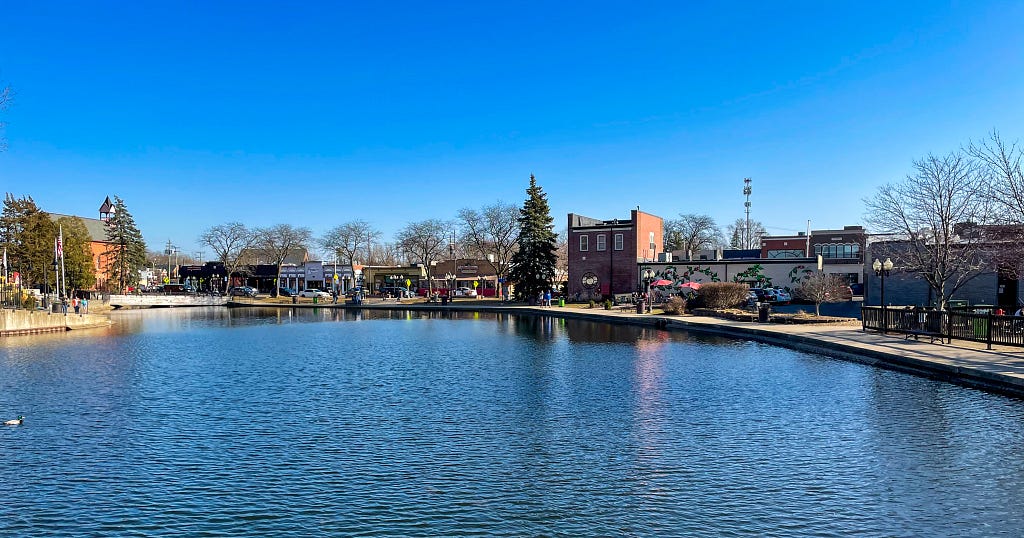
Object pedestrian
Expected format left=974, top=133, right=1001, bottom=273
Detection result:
left=544, top=289, right=552, bottom=307
left=72, top=296, right=80, bottom=315
left=82, top=297, right=88, bottom=314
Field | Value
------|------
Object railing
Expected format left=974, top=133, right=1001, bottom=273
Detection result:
left=862, top=306, right=1024, bottom=349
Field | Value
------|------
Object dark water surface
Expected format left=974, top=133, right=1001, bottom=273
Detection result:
left=3, top=307, right=1024, bottom=536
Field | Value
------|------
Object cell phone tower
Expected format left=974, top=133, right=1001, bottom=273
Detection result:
left=743, top=177, right=752, bottom=249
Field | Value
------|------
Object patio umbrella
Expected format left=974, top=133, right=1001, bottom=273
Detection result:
left=678, top=282, right=702, bottom=291
left=650, top=279, right=673, bottom=287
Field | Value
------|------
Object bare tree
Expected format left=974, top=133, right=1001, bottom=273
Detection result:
left=395, top=219, right=451, bottom=296
left=726, top=218, right=765, bottom=250
left=793, top=273, right=852, bottom=316
left=456, top=202, right=519, bottom=290
left=256, top=224, right=312, bottom=297
left=664, top=214, right=722, bottom=259
left=199, top=222, right=259, bottom=292
left=864, top=150, right=990, bottom=309
left=321, top=220, right=380, bottom=290
left=969, top=131, right=1024, bottom=273
left=554, top=228, right=568, bottom=290
left=971, top=130, right=1024, bottom=223
left=367, top=241, right=402, bottom=266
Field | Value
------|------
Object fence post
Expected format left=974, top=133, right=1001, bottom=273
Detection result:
left=987, top=311, right=993, bottom=350
left=944, top=310, right=951, bottom=344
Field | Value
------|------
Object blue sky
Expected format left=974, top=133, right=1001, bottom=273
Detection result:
left=2, top=1, right=1023, bottom=257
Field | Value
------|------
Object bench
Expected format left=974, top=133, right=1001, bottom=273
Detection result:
left=905, top=330, right=944, bottom=344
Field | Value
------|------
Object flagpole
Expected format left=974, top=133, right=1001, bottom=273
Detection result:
left=53, top=237, right=60, bottom=298
left=59, top=225, right=67, bottom=305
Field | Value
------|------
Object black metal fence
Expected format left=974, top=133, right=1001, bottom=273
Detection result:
left=862, top=306, right=1024, bottom=349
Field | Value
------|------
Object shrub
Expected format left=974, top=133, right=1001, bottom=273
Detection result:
left=603, top=299, right=613, bottom=310
left=663, top=296, right=687, bottom=315
left=588, top=299, right=596, bottom=309
left=696, top=282, right=750, bottom=309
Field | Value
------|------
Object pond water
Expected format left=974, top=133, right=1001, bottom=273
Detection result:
left=2, top=307, right=1024, bottom=536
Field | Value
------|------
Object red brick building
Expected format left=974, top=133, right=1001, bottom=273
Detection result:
left=567, top=209, right=663, bottom=301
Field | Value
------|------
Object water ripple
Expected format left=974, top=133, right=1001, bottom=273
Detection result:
left=2, top=308, right=1024, bottom=536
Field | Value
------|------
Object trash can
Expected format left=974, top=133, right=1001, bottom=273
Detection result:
left=313, top=296, right=318, bottom=304
left=972, top=310, right=989, bottom=338
left=441, top=296, right=448, bottom=305
left=758, top=302, right=770, bottom=322
left=558, top=298, right=565, bottom=307
left=636, top=301, right=645, bottom=314
left=292, top=295, right=297, bottom=304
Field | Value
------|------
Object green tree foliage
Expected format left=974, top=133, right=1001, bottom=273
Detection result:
left=105, top=196, right=147, bottom=293
left=0, top=193, right=55, bottom=287
left=56, top=216, right=96, bottom=291
left=509, top=174, right=557, bottom=302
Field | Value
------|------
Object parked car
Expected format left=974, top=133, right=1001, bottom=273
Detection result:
left=229, top=286, right=258, bottom=298
left=277, top=287, right=298, bottom=297
left=749, top=288, right=778, bottom=304
left=299, top=289, right=331, bottom=299
left=380, top=287, right=412, bottom=298
left=454, top=286, right=477, bottom=298
left=772, top=288, right=792, bottom=305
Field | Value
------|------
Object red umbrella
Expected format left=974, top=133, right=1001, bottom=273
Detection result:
left=650, top=279, right=673, bottom=287
left=678, top=281, right=702, bottom=290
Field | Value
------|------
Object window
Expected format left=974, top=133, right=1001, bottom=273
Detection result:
left=814, top=243, right=861, bottom=259
left=579, top=235, right=589, bottom=251
left=596, top=234, right=606, bottom=251
left=649, top=232, right=656, bottom=251
left=614, top=233, right=624, bottom=250
left=767, top=249, right=804, bottom=259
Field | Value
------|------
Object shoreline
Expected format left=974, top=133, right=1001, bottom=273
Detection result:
left=230, top=299, right=1024, bottom=399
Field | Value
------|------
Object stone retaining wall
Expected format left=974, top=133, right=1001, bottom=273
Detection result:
left=1, top=308, right=110, bottom=336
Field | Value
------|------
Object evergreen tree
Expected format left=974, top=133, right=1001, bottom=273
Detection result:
left=105, top=196, right=146, bottom=292
left=0, top=193, right=55, bottom=287
left=509, top=174, right=557, bottom=302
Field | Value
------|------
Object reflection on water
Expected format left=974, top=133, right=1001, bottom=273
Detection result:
left=2, top=307, right=1024, bottom=536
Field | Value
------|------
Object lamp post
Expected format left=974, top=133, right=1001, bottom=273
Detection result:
left=641, top=267, right=655, bottom=313
left=873, top=257, right=893, bottom=334
left=445, top=272, right=456, bottom=301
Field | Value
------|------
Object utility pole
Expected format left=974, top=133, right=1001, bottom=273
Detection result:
left=743, top=177, right=752, bottom=249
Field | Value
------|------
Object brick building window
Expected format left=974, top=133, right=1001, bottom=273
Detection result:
left=649, top=232, right=656, bottom=251
left=614, top=233, right=623, bottom=250
left=579, top=235, right=589, bottom=251
left=596, top=234, right=606, bottom=251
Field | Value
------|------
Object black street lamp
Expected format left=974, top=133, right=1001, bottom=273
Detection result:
left=641, top=267, right=655, bottom=313
left=873, top=257, right=893, bottom=334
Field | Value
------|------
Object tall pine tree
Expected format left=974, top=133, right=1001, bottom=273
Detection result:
left=105, top=196, right=146, bottom=293
left=509, top=174, right=557, bottom=303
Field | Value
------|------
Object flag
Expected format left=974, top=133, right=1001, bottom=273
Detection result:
left=57, top=227, right=64, bottom=259
left=2, top=246, right=6, bottom=273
